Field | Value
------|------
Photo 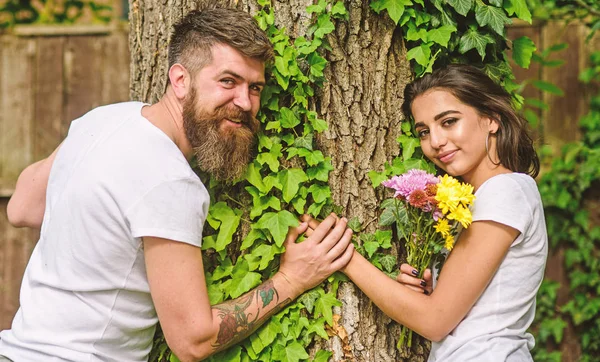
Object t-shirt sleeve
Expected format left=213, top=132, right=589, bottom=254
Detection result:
left=125, top=177, right=208, bottom=247
left=471, top=175, right=532, bottom=241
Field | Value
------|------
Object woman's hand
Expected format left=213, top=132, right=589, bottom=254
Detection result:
left=397, top=264, right=433, bottom=295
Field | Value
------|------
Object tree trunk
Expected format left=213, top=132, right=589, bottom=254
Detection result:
left=129, top=0, right=428, bottom=360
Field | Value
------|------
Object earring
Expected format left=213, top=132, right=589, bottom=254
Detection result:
left=486, top=132, right=500, bottom=166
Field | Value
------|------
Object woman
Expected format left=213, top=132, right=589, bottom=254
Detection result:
left=305, top=64, right=547, bottom=361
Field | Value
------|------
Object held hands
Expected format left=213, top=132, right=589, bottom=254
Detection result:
left=397, top=264, right=433, bottom=295
left=278, top=214, right=354, bottom=297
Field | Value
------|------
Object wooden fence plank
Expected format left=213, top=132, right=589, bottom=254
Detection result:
left=541, top=22, right=589, bottom=147
left=62, top=35, right=106, bottom=136
left=101, top=33, right=131, bottom=105
left=0, top=198, right=38, bottom=330
left=0, top=36, right=35, bottom=197
left=34, top=37, right=65, bottom=160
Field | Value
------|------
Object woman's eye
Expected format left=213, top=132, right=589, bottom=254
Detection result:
left=443, top=118, right=458, bottom=126
left=417, top=129, right=429, bottom=138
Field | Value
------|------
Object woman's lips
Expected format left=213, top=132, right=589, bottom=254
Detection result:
left=437, top=150, right=457, bottom=163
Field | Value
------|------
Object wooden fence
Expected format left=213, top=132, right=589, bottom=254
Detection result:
left=0, top=25, right=130, bottom=329
left=0, top=21, right=598, bottom=360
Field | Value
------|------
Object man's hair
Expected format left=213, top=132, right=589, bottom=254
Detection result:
left=402, top=64, right=540, bottom=178
left=168, top=8, right=274, bottom=79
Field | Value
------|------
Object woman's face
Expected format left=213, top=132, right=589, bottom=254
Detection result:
left=411, top=89, right=499, bottom=187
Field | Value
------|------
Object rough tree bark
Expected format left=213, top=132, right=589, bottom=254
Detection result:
left=129, top=0, right=428, bottom=360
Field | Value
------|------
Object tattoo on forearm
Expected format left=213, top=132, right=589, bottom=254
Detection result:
left=212, top=279, right=291, bottom=350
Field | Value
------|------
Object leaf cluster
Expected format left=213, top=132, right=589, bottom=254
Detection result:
left=0, top=0, right=112, bottom=29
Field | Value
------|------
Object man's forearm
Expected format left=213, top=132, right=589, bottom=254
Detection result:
left=7, top=144, right=61, bottom=229
left=208, top=272, right=297, bottom=354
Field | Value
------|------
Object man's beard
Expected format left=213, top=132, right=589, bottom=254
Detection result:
left=182, top=89, right=259, bottom=183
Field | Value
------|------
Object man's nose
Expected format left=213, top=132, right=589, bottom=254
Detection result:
left=233, top=87, right=252, bottom=112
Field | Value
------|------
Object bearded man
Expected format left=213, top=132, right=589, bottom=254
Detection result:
left=0, top=8, right=354, bottom=362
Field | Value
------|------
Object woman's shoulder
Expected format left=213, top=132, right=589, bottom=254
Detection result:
left=476, top=173, right=537, bottom=197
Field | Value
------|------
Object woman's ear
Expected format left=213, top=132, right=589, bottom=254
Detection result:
left=488, top=115, right=500, bottom=134
left=168, top=63, right=191, bottom=100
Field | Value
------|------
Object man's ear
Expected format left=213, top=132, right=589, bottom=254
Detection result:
left=168, top=63, right=191, bottom=100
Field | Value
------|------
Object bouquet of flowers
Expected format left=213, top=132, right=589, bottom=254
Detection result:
left=381, top=169, right=475, bottom=349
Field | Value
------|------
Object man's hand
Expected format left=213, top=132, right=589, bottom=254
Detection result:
left=278, top=214, right=354, bottom=297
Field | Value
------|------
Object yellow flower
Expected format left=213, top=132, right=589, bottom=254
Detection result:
left=447, top=204, right=473, bottom=228
left=434, top=218, right=451, bottom=237
left=444, top=234, right=455, bottom=251
left=435, top=175, right=462, bottom=214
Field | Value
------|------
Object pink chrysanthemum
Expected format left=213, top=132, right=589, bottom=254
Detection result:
left=382, top=169, right=439, bottom=199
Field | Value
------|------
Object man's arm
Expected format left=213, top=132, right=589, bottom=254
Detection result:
left=7, top=144, right=62, bottom=229
left=143, top=214, right=353, bottom=362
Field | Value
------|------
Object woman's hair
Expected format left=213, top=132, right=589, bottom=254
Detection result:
left=401, top=64, right=539, bottom=178
left=168, top=8, right=274, bottom=80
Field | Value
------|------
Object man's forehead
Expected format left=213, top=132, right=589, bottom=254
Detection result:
left=209, top=44, right=265, bottom=76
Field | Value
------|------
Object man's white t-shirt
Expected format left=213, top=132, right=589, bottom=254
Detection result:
left=429, top=173, right=548, bottom=361
left=0, top=102, right=209, bottom=361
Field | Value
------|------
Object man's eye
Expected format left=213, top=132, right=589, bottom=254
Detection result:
left=221, top=79, right=234, bottom=85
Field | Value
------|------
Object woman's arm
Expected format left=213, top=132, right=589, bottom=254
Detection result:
left=343, top=220, right=519, bottom=341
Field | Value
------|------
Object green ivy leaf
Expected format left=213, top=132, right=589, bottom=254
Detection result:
left=306, top=0, right=326, bottom=14
left=380, top=254, right=397, bottom=273
left=209, top=202, right=242, bottom=252
left=397, top=134, right=420, bottom=160
left=307, top=160, right=334, bottom=182
left=376, top=230, right=393, bottom=248
left=308, top=183, right=331, bottom=204
left=298, top=289, right=321, bottom=314
left=272, top=341, right=309, bottom=362
left=371, top=0, right=413, bottom=24
left=512, top=36, right=536, bottom=69
left=229, top=260, right=262, bottom=298
left=257, top=320, right=281, bottom=347
left=279, top=107, right=300, bottom=129
left=364, top=241, right=380, bottom=258
left=459, top=28, right=495, bottom=59
left=347, top=217, right=362, bottom=233
left=368, top=169, right=389, bottom=188
left=279, top=168, right=309, bottom=202
left=314, top=350, right=333, bottom=362
left=298, top=149, right=325, bottom=166
left=241, top=229, right=265, bottom=250
left=475, top=3, right=510, bottom=36
left=406, top=23, right=428, bottom=42
left=246, top=161, right=268, bottom=193
left=256, top=211, right=299, bottom=247
left=294, top=133, right=314, bottom=150
left=406, top=43, right=432, bottom=67
left=314, top=292, right=342, bottom=325
left=308, top=52, right=327, bottom=78
left=257, top=146, right=282, bottom=172
left=503, top=0, right=531, bottom=23
left=331, top=2, right=347, bottom=17
left=447, top=0, right=473, bottom=16
left=427, top=25, right=457, bottom=47
left=314, top=13, right=335, bottom=38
